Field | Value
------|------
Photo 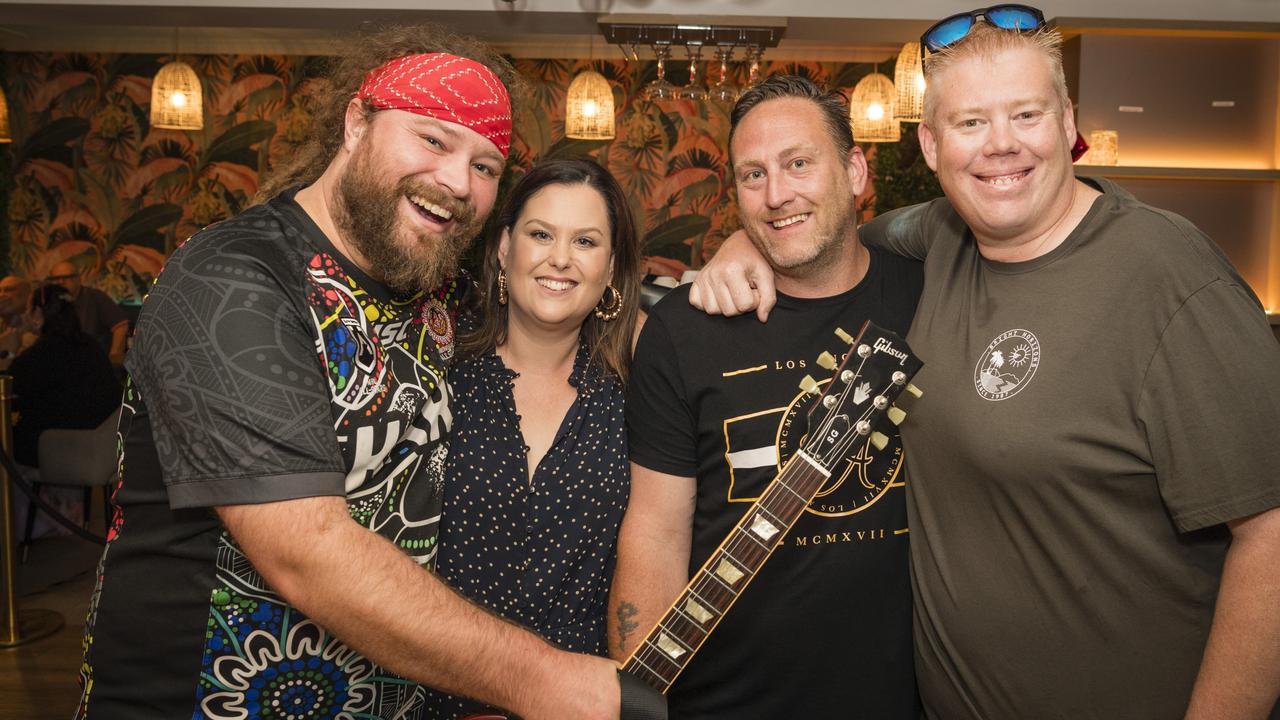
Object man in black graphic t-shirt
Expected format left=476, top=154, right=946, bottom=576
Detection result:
left=76, top=27, right=639, bottom=720
left=611, top=76, right=922, bottom=718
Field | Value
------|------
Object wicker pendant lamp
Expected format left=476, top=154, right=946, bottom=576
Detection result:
left=151, top=59, right=203, bottom=130
left=565, top=67, right=615, bottom=140
left=893, top=42, right=925, bottom=123
left=849, top=69, right=900, bottom=143
left=0, top=86, right=12, bottom=143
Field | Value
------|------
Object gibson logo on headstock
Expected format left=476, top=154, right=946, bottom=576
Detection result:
left=873, top=337, right=908, bottom=366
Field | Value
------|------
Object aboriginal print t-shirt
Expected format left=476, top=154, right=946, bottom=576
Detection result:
left=76, top=187, right=462, bottom=720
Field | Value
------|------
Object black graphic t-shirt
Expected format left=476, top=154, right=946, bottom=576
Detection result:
left=77, top=188, right=462, bottom=720
left=627, top=248, right=924, bottom=720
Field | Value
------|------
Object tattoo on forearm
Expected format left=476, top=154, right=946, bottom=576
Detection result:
left=616, top=601, right=639, bottom=651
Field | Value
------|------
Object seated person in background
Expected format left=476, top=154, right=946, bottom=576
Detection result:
left=0, top=275, right=38, bottom=370
left=424, top=158, right=642, bottom=718
left=10, top=284, right=120, bottom=467
left=46, top=261, right=129, bottom=366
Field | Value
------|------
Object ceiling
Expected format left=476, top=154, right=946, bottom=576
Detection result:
left=1, top=0, right=1277, bottom=60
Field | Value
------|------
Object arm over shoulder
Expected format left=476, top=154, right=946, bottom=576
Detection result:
left=858, top=201, right=935, bottom=260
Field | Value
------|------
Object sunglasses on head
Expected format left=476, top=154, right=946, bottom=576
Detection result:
left=917, top=5, right=1089, bottom=163
left=920, top=4, right=1046, bottom=59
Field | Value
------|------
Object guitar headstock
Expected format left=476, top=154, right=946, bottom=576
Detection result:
left=795, top=320, right=923, bottom=474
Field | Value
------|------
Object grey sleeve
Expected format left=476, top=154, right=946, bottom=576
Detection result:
left=1139, top=279, right=1280, bottom=531
left=859, top=202, right=934, bottom=260
left=127, top=237, right=346, bottom=509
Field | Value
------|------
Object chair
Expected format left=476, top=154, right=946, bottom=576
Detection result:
left=21, top=408, right=121, bottom=558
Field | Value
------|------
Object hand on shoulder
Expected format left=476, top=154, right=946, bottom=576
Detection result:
left=688, top=230, right=776, bottom=322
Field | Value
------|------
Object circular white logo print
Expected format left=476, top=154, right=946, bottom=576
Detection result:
left=974, top=329, right=1041, bottom=401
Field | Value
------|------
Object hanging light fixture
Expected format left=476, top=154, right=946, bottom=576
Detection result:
left=893, top=42, right=925, bottom=123
left=0, top=85, right=12, bottom=143
left=151, top=29, right=203, bottom=131
left=565, top=66, right=615, bottom=140
left=849, top=70, right=900, bottom=143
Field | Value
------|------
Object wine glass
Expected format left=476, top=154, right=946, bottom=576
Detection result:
left=744, top=45, right=765, bottom=88
left=643, top=44, right=676, bottom=102
left=676, top=43, right=708, bottom=102
left=708, top=46, right=739, bottom=104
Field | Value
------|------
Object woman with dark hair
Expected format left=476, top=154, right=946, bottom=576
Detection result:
left=423, top=158, right=642, bottom=718
left=10, top=284, right=120, bottom=467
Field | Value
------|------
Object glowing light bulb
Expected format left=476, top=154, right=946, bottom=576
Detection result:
left=867, top=103, right=884, bottom=121
left=582, top=100, right=598, bottom=118
left=169, top=91, right=187, bottom=108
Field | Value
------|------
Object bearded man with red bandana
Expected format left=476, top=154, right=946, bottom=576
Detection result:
left=76, top=26, right=654, bottom=720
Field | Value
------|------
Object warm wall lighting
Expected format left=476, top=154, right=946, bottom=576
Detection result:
left=150, top=60, right=203, bottom=131
left=0, top=86, right=12, bottom=143
left=893, top=42, right=925, bottom=123
left=1088, top=129, right=1119, bottom=165
left=565, top=68, right=615, bottom=140
left=850, top=72, right=900, bottom=143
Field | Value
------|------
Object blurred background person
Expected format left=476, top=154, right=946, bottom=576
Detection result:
left=10, top=284, right=120, bottom=468
left=424, top=158, right=641, bottom=718
left=0, top=275, right=38, bottom=370
left=46, top=261, right=129, bottom=367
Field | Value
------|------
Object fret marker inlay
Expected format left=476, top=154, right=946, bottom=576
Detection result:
left=685, top=597, right=713, bottom=623
left=657, top=633, right=686, bottom=659
left=750, top=513, right=779, bottom=541
left=715, top=558, right=745, bottom=585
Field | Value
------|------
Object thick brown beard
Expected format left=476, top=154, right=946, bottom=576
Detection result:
left=333, top=151, right=483, bottom=295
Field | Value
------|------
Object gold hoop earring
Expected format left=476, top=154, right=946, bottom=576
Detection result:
left=594, top=284, right=622, bottom=322
left=497, top=268, right=508, bottom=306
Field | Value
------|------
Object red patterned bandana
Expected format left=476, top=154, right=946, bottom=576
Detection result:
left=357, top=52, right=512, bottom=158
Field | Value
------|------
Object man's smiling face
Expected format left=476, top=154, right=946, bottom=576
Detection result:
left=919, top=45, right=1077, bottom=250
left=334, top=108, right=503, bottom=294
left=731, top=97, right=865, bottom=281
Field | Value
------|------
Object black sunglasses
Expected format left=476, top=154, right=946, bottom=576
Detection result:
left=920, top=4, right=1047, bottom=59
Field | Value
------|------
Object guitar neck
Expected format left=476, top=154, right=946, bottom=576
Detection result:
left=621, top=450, right=834, bottom=693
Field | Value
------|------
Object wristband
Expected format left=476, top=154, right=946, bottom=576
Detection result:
left=617, top=668, right=666, bottom=720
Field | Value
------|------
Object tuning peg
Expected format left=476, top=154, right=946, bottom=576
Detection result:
left=887, top=407, right=907, bottom=425
left=834, top=327, right=854, bottom=345
left=798, top=375, right=820, bottom=395
left=870, top=431, right=889, bottom=451
left=816, top=351, right=837, bottom=371
left=906, top=383, right=923, bottom=398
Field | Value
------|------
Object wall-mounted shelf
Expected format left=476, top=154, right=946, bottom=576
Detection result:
left=1075, top=165, right=1280, bottom=182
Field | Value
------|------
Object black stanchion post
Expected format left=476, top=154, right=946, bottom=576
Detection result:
left=0, top=374, right=63, bottom=647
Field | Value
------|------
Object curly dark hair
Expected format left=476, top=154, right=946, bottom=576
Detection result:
left=256, top=24, right=526, bottom=201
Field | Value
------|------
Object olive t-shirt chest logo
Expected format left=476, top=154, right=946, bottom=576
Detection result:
left=974, top=329, right=1041, bottom=401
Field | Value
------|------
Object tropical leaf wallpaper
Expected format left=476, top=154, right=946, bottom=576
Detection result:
left=1, top=52, right=939, bottom=301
